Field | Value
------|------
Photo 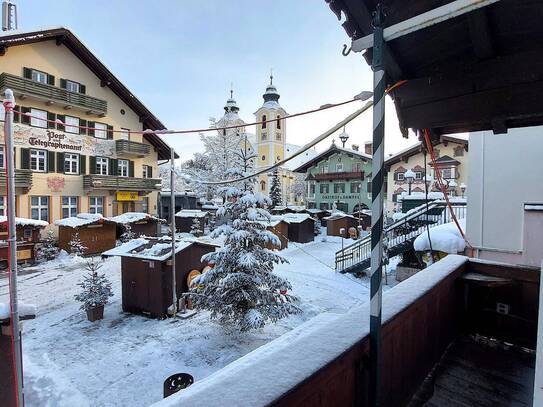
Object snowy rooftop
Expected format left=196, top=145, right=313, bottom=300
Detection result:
left=272, top=205, right=306, bottom=213
left=277, top=213, right=313, bottom=224
left=55, top=213, right=106, bottom=228
left=175, top=210, right=209, bottom=218
left=0, top=216, right=48, bottom=228
left=103, top=237, right=215, bottom=261
left=323, top=211, right=356, bottom=221
left=108, top=212, right=159, bottom=224
left=154, top=255, right=469, bottom=407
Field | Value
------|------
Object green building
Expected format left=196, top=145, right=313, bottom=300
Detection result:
left=293, top=142, right=372, bottom=213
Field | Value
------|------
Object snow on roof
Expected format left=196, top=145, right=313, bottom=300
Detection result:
left=201, top=204, right=219, bottom=210
left=283, top=144, right=319, bottom=171
left=323, top=211, right=356, bottom=221
left=399, top=191, right=445, bottom=201
left=303, top=208, right=325, bottom=214
left=414, top=218, right=467, bottom=254
left=0, top=302, right=37, bottom=321
left=278, top=214, right=313, bottom=224
left=103, top=237, right=214, bottom=261
left=160, top=190, right=197, bottom=197
left=525, top=204, right=543, bottom=211
left=175, top=210, right=209, bottom=218
left=154, top=255, right=469, bottom=407
left=272, top=205, right=306, bottom=213
left=109, top=212, right=158, bottom=224
left=0, top=216, right=48, bottom=227
left=54, top=213, right=105, bottom=228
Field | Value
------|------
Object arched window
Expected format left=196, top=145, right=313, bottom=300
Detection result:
left=262, top=155, right=266, bottom=161
left=276, top=115, right=281, bottom=129
left=260, top=180, right=266, bottom=191
left=262, top=115, right=267, bottom=129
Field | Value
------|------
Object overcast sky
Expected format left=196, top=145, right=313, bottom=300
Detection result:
left=18, top=0, right=418, bottom=160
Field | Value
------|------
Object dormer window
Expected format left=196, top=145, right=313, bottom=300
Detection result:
left=262, top=115, right=267, bottom=129
left=276, top=115, right=281, bottom=129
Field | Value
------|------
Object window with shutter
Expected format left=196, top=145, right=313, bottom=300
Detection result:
left=21, top=107, right=31, bottom=125
left=47, top=151, right=55, bottom=172
left=56, top=114, right=65, bottom=132
left=56, top=152, right=64, bottom=174
left=107, top=125, right=113, bottom=140
left=129, top=161, right=134, bottom=177
left=79, top=155, right=86, bottom=175
left=89, top=156, right=96, bottom=174
left=30, top=108, right=47, bottom=128
left=87, top=121, right=95, bottom=137
left=20, top=149, right=30, bottom=169
left=47, top=74, right=55, bottom=86
left=79, top=119, right=87, bottom=135
left=13, top=105, right=20, bottom=123
left=47, top=112, right=56, bottom=129
left=60, top=78, right=67, bottom=89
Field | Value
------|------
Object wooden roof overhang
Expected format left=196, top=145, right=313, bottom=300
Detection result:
left=326, top=0, right=543, bottom=137
left=0, top=27, right=176, bottom=159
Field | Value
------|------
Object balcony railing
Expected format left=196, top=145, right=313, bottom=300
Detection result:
left=115, top=139, right=151, bottom=157
left=83, top=175, right=161, bottom=192
left=0, top=169, right=32, bottom=190
left=313, top=171, right=364, bottom=181
left=0, top=72, right=107, bottom=115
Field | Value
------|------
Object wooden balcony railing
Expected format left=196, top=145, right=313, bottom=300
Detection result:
left=313, top=171, right=364, bottom=181
left=115, top=139, right=151, bottom=157
left=83, top=175, right=161, bottom=192
left=0, top=72, right=107, bottom=115
left=0, top=169, right=32, bottom=190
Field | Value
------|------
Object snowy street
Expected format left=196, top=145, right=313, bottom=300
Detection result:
left=0, top=235, right=395, bottom=406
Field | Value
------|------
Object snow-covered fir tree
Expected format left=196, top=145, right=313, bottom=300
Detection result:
left=190, top=217, right=202, bottom=237
left=189, top=169, right=301, bottom=332
left=74, top=258, right=113, bottom=310
left=269, top=167, right=282, bottom=208
left=120, top=224, right=136, bottom=243
left=69, top=232, right=87, bottom=257
left=37, top=230, right=59, bottom=261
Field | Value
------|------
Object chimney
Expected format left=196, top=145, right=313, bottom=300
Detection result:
left=364, top=141, right=373, bottom=155
left=351, top=144, right=359, bottom=151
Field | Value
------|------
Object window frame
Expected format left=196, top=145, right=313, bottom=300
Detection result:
left=396, top=172, right=405, bottom=181
left=96, top=157, right=109, bottom=175
left=94, top=122, right=108, bottom=139
left=30, top=108, right=48, bottom=128
left=64, top=115, right=79, bottom=134
left=120, top=128, right=130, bottom=140
left=30, top=149, right=47, bottom=172
left=336, top=163, right=344, bottom=172
left=30, top=196, right=49, bottom=222
left=320, top=184, right=329, bottom=194
left=64, top=80, right=81, bottom=93
left=31, top=69, right=48, bottom=84
left=64, top=153, right=79, bottom=175
left=118, top=159, right=129, bottom=177
left=89, top=196, right=104, bottom=215
left=351, top=182, right=361, bottom=193
left=334, top=183, right=345, bottom=194
left=0, top=196, right=5, bottom=216
left=61, top=196, right=78, bottom=219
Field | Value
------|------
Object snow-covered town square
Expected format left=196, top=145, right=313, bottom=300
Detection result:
left=1, top=1, right=543, bottom=407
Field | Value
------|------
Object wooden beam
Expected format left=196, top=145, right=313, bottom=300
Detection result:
left=351, top=0, right=501, bottom=52
left=468, top=8, right=494, bottom=59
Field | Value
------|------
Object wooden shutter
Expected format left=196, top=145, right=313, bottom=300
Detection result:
left=21, top=107, right=31, bottom=125
left=87, top=121, right=95, bottom=137
left=56, top=153, right=64, bottom=174
left=56, top=114, right=65, bottom=131
left=20, top=149, right=29, bottom=169
left=107, top=125, right=114, bottom=140
left=22, top=67, right=32, bottom=79
left=129, top=161, right=134, bottom=177
left=80, top=84, right=86, bottom=94
left=13, top=105, right=20, bottom=123
left=79, top=155, right=86, bottom=175
left=47, top=151, right=55, bottom=172
left=47, top=112, right=56, bottom=129
left=89, top=156, right=96, bottom=174
left=60, top=78, right=67, bottom=89
left=79, top=119, right=87, bottom=135
left=148, top=166, right=152, bottom=178
left=109, top=159, right=117, bottom=176
left=47, top=74, right=55, bottom=86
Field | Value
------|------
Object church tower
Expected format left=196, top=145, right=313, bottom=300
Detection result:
left=254, top=74, right=287, bottom=194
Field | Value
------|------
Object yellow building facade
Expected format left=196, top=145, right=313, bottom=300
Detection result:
left=0, top=28, right=171, bottom=227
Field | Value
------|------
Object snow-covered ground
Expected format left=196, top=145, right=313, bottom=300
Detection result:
left=0, top=236, right=397, bottom=406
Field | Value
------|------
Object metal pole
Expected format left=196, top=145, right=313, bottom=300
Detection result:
left=370, top=4, right=385, bottom=407
left=170, top=147, right=177, bottom=315
left=4, top=89, right=24, bottom=405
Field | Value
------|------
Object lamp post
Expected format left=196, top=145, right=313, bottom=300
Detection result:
left=423, top=174, right=433, bottom=192
left=460, top=182, right=466, bottom=198
left=339, top=126, right=349, bottom=148
left=404, top=169, right=415, bottom=195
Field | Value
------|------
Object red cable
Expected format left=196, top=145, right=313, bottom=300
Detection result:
left=2, top=99, right=21, bottom=407
left=423, top=128, right=473, bottom=253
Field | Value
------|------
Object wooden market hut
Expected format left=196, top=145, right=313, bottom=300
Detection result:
left=103, top=238, right=217, bottom=318
left=260, top=219, right=289, bottom=250
left=175, top=210, right=209, bottom=234
left=110, top=212, right=161, bottom=239
left=0, top=216, right=47, bottom=266
left=282, top=214, right=315, bottom=244
left=55, top=213, right=117, bottom=255
left=324, top=212, right=359, bottom=237
left=351, top=210, right=371, bottom=231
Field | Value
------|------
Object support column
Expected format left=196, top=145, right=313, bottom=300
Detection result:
left=369, top=4, right=386, bottom=407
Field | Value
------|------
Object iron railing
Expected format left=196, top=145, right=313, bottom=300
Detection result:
left=335, top=201, right=467, bottom=273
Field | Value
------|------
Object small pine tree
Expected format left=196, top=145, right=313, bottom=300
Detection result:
left=120, top=224, right=136, bottom=243
left=269, top=168, right=282, bottom=208
left=69, top=232, right=87, bottom=257
left=190, top=217, right=202, bottom=236
left=74, top=258, right=113, bottom=310
left=188, top=178, right=301, bottom=332
left=37, top=230, right=59, bottom=261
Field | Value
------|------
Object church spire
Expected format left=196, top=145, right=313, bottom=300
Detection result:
left=263, top=71, right=280, bottom=104
left=224, top=83, right=239, bottom=114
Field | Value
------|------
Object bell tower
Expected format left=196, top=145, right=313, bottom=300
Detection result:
left=254, top=73, right=287, bottom=194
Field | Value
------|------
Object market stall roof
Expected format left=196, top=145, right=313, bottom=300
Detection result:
left=55, top=213, right=113, bottom=228
left=0, top=216, right=48, bottom=227
left=326, top=0, right=543, bottom=136
left=175, top=210, right=209, bottom=218
left=109, top=212, right=160, bottom=224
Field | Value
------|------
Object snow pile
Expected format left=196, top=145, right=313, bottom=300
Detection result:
left=525, top=204, right=543, bottom=211
left=0, top=302, right=37, bottom=320
left=175, top=210, right=208, bottom=218
left=109, top=212, right=157, bottom=224
left=414, top=218, right=467, bottom=254
left=155, top=255, right=469, bottom=407
left=55, top=213, right=104, bottom=228
left=0, top=216, right=48, bottom=227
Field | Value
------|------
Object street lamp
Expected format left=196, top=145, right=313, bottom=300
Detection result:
left=339, top=126, right=349, bottom=148
left=460, top=182, right=467, bottom=198
left=404, top=169, right=415, bottom=195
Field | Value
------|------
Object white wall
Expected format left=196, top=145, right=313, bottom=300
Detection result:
left=467, top=126, right=543, bottom=266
